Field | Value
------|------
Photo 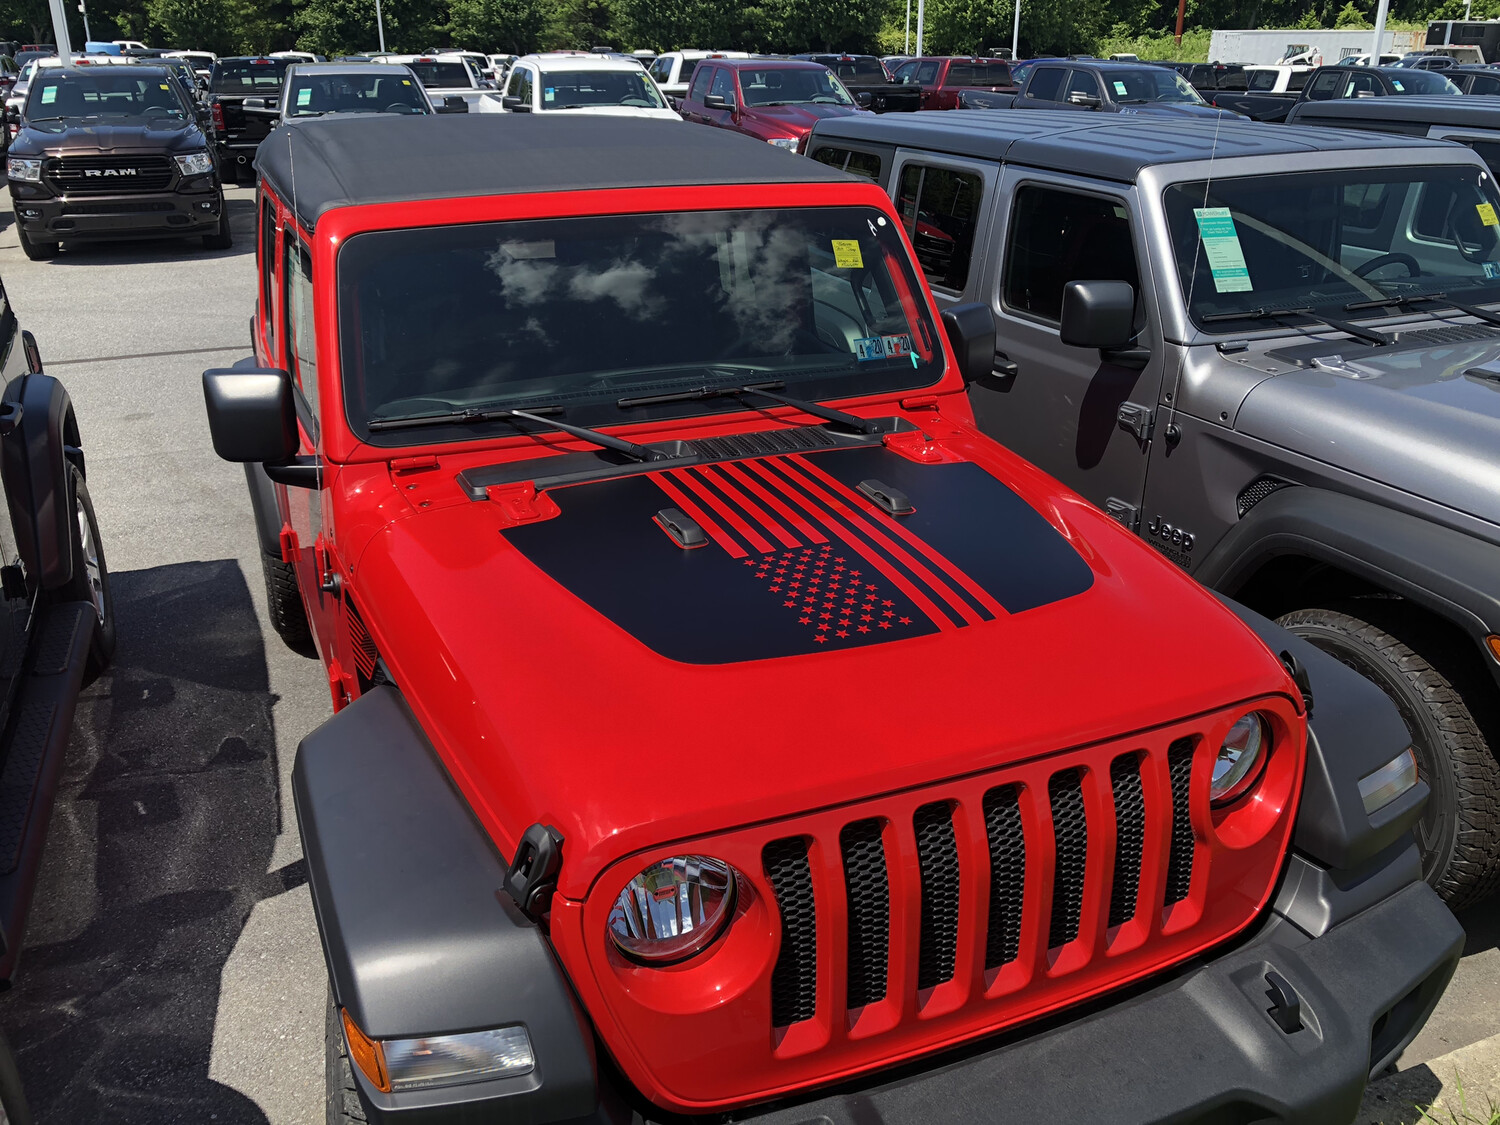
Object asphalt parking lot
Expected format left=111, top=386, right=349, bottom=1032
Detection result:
left=0, top=184, right=1496, bottom=1124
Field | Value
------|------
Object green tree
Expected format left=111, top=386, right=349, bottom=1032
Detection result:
left=145, top=0, right=242, bottom=53
left=1333, top=1, right=1370, bottom=26
left=294, top=0, right=445, bottom=55
left=543, top=0, right=613, bottom=49
left=450, top=0, right=546, bottom=53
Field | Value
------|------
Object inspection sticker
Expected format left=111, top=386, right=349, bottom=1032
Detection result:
left=1485, top=261, right=1500, bottom=279
left=1113, top=80, right=1128, bottom=95
left=832, top=239, right=864, bottom=268
left=40, top=87, right=55, bottom=104
left=401, top=78, right=412, bottom=85
left=297, top=87, right=312, bottom=106
left=854, top=336, right=885, bottom=361
left=159, top=83, right=170, bottom=90
left=1392, top=79, right=1405, bottom=91
left=882, top=333, right=913, bottom=359
left=1479, top=203, right=1499, bottom=227
left=544, top=87, right=554, bottom=101
left=1193, top=206, right=1253, bottom=293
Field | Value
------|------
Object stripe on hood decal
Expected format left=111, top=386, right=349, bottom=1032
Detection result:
left=717, top=461, right=830, bottom=546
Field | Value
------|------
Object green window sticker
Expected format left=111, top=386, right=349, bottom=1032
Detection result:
left=1193, top=206, right=1253, bottom=293
left=1391, top=79, right=1404, bottom=91
left=1113, top=80, right=1128, bottom=96
left=297, top=87, right=311, bottom=106
left=40, top=86, right=56, bottom=104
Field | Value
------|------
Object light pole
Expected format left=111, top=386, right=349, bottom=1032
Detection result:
left=77, top=0, right=91, bottom=43
left=47, top=0, right=74, bottom=60
left=904, top=0, right=910, bottom=55
left=1370, top=0, right=1390, bottom=67
left=915, top=0, right=924, bottom=56
left=374, top=0, right=387, bottom=53
left=1012, top=0, right=1021, bottom=61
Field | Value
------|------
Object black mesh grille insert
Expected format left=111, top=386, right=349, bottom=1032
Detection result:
left=1165, top=739, right=1197, bottom=905
left=914, top=802, right=960, bottom=990
left=983, top=785, right=1025, bottom=969
left=1398, top=323, right=1500, bottom=345
left=1108, top=755, right=1146, bottom=928
left=1047, top=770, right=1088, bottom=949
left=763, top=837, right=817, bottom=1027
left=1236, top=475, right=1294, bottom=518
left=840, top=819, right=890, bottom=1009
left=691, top=427, right=838, bottom=461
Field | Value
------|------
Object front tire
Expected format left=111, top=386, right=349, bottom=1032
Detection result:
left=49, top=463, right=115, bottom=680
left=1278, top=602, right=1500, bottom=909
left=261, top=550, right=317, bottom=658
left=16, top=226, right=56, bottom=261
left=326, top=987, right=369, bottom=1125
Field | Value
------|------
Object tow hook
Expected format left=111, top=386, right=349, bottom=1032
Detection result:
left=506, top=823, right=564, bottom=918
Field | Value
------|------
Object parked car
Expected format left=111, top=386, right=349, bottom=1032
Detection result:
left=1394, top=51, right=1465, bottom=69
left=647, top=49, right=748, bottom=102
left=888, top=55, right=1017, bottom=110
left=1212, top=64, right=1461, bottom=122
left=961, top=59, right=1240, bottom=119
left=1161, top=60, right=1249, bottom=92
left=278, top=62, right=433, bottom=118
left=164, top=49, right=217, bottom=80
left=372, top=53, right=497, bottom=113
left=1346, top=52, right=1404, bottom=66
left=809, top=108, right=1500, bottom=907
left=204, top=111, right=1460, bottom=1125
left=269, top=51, right=324, bottom=65
left=208, top=55, right=293, bottom=182
left=502, top=53, right=676, bottom=119
left=798, top=53, right=921, bottom=113
left=7, top=63, right=230, bottom=257
left=1243, top=63, right=1314, bottom=94
left=1286, top=93, right=1500, bottom=174
left=0, top=269, right=116, bottom=1123
left=1440, top=64, right=1500, bottom=94
left=679, top=57, right=865, bottom=149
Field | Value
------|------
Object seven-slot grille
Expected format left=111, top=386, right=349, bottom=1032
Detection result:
left=763, top=734, right=1202, bottom=1029
left=45, top=156, right=174, bottom=194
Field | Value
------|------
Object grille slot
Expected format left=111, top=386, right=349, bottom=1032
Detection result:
left=913, top=802, right=960, bottom=990
left=1108, top=755, right=1146, bottom=928
left=1047, top=770, right=1088, bottom=948
left=840, top=818, right=890, bottom=1009
left=691, top=427, right=838, bottom=461
left=1165, top=738, right=1197, bottom=904
left=1236, top=475, right=1294, bottom=518
left=345, top=600, right=379, bottom=682
left=763, top=837, right=817, bottom=1027
left=982, top=784, right=1025, bottom=969
left=47, top=155, right=174, bottom=194
left=1398, top=323, right=1500, bottom=345
left=60, top=200, right=175, bottom=215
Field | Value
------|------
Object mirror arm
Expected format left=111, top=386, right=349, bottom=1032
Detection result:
left=1101, top=344, right=1152, bottom=369
left=263, top=455, right=323, bottom=488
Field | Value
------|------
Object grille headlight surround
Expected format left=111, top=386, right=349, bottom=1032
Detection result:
left=1359, top=747, right=1419, bottom=814
left=174, top=151, right=215, bottom=177
left=607, top=854, right=736, bottom=964
left=1210, top=711, right=1270, bottom=806
left=7, top=157, right=41, bottom=182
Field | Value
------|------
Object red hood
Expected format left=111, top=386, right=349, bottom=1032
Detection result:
left=344, top=423, right=1297, bottom=898
left=742, top=101, right=866, bottom=136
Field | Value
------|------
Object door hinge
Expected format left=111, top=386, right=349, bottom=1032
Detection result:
left=315, top=537, right=341, bottom=594
left=1104, top=497, right=1140, bottom=531
left=1116, top=402, right=1154, bottom=446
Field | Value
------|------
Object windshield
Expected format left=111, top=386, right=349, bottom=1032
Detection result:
left=27, top=71, right=187, bottom=120
left=539, top=69, right=665, bottom=109
left=1246, top=67, right=1282, bottom=91
left=739, top=67, right=853, bottom=107
left=1108, top=67, right=1204, bottom=104
left=338, top=207, right=943, bottom=443
left=407, top=62, right=470, bottom=88
left=1387, top=69, right=1461, bottom=94
left=1166, top=166, right=1500, bottom=330
left=286, top=72, right=428, bottom=115
left=211, top=58, right=290, bottom=92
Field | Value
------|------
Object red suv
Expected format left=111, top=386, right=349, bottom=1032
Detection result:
left=203, top=114, right=1458, bottom=1125
left=679, top=58, right=868, bottom=152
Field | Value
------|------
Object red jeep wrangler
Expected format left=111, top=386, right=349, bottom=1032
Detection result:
left=204, top=115, right=1460, bottom=1124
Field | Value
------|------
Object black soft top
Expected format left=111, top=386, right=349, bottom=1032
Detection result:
left=810, top=110, right=1455, bottom=183
left=257, top=114, right=855, bottom=231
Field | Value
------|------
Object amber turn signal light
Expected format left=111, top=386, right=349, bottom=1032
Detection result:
left=1487, top=635, right=1500, bottom=663
left=342, top=1007, right=391, bottom=1093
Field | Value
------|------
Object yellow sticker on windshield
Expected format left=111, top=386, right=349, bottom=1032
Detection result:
left=160, top=83, right=170, bottom=90
left=1479, top=203, right=1499, bottom=227
left=401, top=79, right=411, bottom=85
left=832, top=240, right=863, bottom=268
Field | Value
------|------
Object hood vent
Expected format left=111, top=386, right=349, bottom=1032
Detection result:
left=1237, top=475, right=1295, bottom=518
left=1396, top=324, right=1500, bottom=346
left=690, top=426, right=840, bottom=461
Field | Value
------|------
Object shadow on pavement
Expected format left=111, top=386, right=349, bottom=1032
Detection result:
left=1457, top=896, right=1500, bottom=956
left=1, top=559, right=298, bottom=1124
left=43, top=197, right=257, bottom=267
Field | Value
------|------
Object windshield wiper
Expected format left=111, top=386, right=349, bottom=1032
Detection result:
left=1200, top=305, right=1389, bottom=346
left=367, top=404, right=669, bottom=461
left=1344, top=291, right=1500, bottom=329
left=618, top=380, right=881, bottom=434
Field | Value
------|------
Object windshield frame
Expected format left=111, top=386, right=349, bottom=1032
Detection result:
left=24, top=68, right=193, bottom=122
left=737, top=65, right=856, bottom=108
left=1147, top=156, right=1500, bottom=342
left=324, top=193, right=951, bottom=454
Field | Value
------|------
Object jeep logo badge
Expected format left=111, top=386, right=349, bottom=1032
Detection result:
left=82, top=168, right=138, bottom=177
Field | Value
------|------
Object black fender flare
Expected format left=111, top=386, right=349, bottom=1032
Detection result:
left=1198, top=486, right=1500, bottom=672
left=242, top=462, right=284, bottom=559
left=1, top=373, right=81, bottom=592
left=293, top=687, right=598, bottom=1121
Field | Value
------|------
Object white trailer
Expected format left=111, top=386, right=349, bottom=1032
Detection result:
left=1208, top=27, right=1423, bottom=65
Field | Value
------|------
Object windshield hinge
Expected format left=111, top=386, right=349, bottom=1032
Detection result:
left=390, top=454, right=439, bottom=474
left=1104, top=497, right=1140, bottom=531
left=1116, top=402, right=1154, bottom=447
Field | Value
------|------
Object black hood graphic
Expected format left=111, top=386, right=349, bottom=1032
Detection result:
left=501, top=446, right=1094, bottom=664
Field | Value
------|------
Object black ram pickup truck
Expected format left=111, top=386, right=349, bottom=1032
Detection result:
left=6, top=64, right=230, bottom=259
left=797, top=54, right=920, bottom=113
left=208, top=56, right=291, bottom=183
left=1212, top=63, right=1462, bottom=122
left=959, top=59, right=1240, bottom=120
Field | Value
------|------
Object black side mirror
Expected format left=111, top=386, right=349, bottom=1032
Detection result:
left=440, top=95, right=469, bottom=113
left=940, top=302, right=996, bottom=384
left=1059, top=281, right=1135, bottom=349
left=703, top=93, right=728, bottom=108
left=203, top=368, right=299, bottom=462
left=1067, top=92, right=1102, bottom=108
left=501, top=95, right=526, bottom=111
left=855, top=91, right=873, bottom=107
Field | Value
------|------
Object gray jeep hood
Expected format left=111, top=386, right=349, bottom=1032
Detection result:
left=1234, top=338, right=1500, bottom=526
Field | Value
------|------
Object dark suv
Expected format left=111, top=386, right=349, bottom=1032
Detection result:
left=207, top=56, right=292, bottom=183
left=6, top=64, right=230, bottom=259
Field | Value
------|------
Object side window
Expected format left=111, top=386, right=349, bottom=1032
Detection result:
left=260, top=197, right=278, bottom=358
left=1002, top=185, right=1139, bottom=324
left=1287, top=69, right=1310, bottom=91
left=1064, top=69, right=1102, bottom=103
left=1458, top=138, right=1500, bottom=178
left=1219, top=68, right=1247, bottom=90
left=895, top=61, right=917, bottom=84
left=520, top=68, right=535, bottom=106
left=915, top=61, right=940, bottom=85
left=650, top=57, right=672, bottom=83
left=1306, top=69, right=1341, bottom=100
left=284, top=235, right=318, bottom=429
left=1472, top=75, right=1500, bottom=95
left=1026, top=66, right=1066, bottom=101
left=681, top=59, right=700, bottom=88
left=1343, top=72, right=1379, bottom=98
left=896, top=163, right=983, bottom=292
left=688, top=65, right=713, bottom=102
left=710, top=67, right=736, bottom=105
left=809, top=146, right=882, bottom=181
left=506, top=66, right=523, bottom=96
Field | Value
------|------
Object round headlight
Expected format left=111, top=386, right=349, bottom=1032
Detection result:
left=1211, top=711, right=1270, bottom=805
left=607, top=855, right=735, bottom=964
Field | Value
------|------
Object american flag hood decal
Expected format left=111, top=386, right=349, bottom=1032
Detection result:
left=501, top=446, right=1095, bottom=665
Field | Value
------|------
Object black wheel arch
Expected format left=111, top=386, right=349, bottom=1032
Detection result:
left=1, top=373, right=83, bottom=593
left=1198, top=486, right=1500, bottom=688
